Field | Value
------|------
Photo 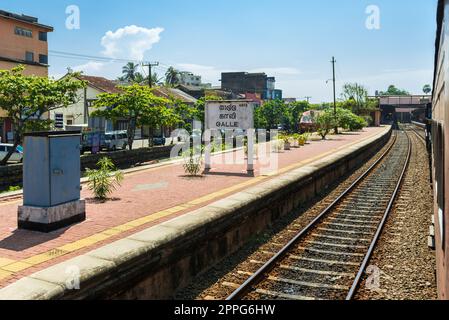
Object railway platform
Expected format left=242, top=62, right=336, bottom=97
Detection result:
left=0, top=126, right=390, bottom=299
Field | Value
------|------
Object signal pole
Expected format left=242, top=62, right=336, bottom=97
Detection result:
left=142, top=62, right=159, bottom=88
left=331, top=56, right=338, bottom=134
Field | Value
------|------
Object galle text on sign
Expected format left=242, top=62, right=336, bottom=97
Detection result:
left=205, top=100, right=255, bottom=130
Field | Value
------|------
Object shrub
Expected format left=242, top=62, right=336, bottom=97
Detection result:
left=316, top=111, right=337, bottom=140
left=86, top=157, right=124, bottom=201
left=182, top=147, right=203, bottom=176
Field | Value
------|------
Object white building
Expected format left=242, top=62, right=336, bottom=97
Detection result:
left=49, top=75, right=121, bottom=132
left=178, top=71, right=202, bottom=86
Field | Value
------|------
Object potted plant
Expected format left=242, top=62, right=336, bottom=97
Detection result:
left=303, top=132, right=311, bottom=144
left=298, top=134, right=306, bottom=146
left=282, top=134, right=291, bottom=150
left=292, top=134, right=301, bottom=148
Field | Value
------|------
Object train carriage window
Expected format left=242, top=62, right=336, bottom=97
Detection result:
left=433, top=121, right=445, bottom=248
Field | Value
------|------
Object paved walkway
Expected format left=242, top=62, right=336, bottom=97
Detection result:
left=0, top=127, right=389, bottom=288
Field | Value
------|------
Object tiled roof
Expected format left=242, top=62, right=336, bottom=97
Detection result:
left=78, top=75, right=122, bottom=94
left=153, top=87, right=197, bottom=104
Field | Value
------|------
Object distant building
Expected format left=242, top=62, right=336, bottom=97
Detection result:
left=221, top=72, right=281, bottom=100
left=177, top=71, right=212, bottom=88
left=369, top=95, right=431, bottom=124
left=0, top=10, right=53, bottom=143
left=283, top=98, right=297, bottom=104
left=178, top=71, right=202, bottom=87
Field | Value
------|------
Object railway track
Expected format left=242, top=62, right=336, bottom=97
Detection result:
left=409, top=124, right=427, bottom=144
left=226, top=130, right=411, bottom=301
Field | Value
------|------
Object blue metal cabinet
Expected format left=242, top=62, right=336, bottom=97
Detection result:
left=23, top=131, right=81, bottom=207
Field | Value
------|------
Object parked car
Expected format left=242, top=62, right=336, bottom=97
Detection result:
left=0, top=144, right=24, bottom=163
left=80, top=132, right=106, bottom=154
left=104, top=131, right=128, bottom=151
left=152, top=136, right=166, bottom=146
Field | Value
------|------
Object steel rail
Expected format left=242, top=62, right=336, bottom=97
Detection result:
left=345, top=131, right=411, bottom=300
left=226, top=132, right=398, bottom=300
left=409, top=126, right=427, bottom=145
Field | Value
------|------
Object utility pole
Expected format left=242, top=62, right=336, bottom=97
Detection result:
left=331, top=56, right=338, bottom=134
left=142, top=62, right=159, bottom=88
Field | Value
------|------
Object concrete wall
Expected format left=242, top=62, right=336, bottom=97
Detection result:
left=0, top=145, right=174, bottom=190
left=0, top=126, right=391, bottom=300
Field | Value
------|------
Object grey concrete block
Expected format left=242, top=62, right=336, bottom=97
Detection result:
left=162, top=206, right=226, bottom=234
left=29, top=255, right=115, bottom=290
left=208, top=198, right=242, bottom=212
left=86, top=238, right=151, bottom=266
left=0, top=277, right=64, bottom=300
left=18, top=199, right=85, bottom=224
left=227, top=191, right=260, bottom=207
left=128, top=225, right=180, bottom=248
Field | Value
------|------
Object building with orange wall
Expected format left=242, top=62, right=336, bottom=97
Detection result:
left=0, top=9, right=53, bottom=143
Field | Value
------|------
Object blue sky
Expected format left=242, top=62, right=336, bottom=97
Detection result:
left=1, top=0, right=438, bottom=102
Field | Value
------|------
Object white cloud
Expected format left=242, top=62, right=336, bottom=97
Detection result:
left=101, top=25, right=164, bottom=61
left=72, top=61, right=108, bottom=73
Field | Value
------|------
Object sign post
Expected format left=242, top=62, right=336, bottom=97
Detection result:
left=205, top=100, right=255, bottom=174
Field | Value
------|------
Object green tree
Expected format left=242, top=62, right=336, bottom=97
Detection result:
left=193, top=95, right=223, bottom=124
left=423, top=84, right=432, bottom=95
left=0, top=66, right=86, bottom=165
left=165, top=66, right=180, bottom=86
left=316, top=110, right=337, bottom=140
left=341, top=83, right=368, bottom=112
left=92, top=84, right=170, bottom=150
left=170, top=98, right=196, bottom=133
left=257, top=100, right=287, bottom=130
left=379, top=85, right=410, bottom=96
left=289, top=101, right=310, bottom=133
left=122, top=62, right=139, bottom=82
left=139, top=95, right=178, bottom=147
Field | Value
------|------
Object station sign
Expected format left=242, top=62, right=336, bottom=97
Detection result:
left=205, top=100, right=255, bottom=130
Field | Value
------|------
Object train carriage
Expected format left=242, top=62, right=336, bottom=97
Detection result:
left=432, top=0, right=449, bottom=300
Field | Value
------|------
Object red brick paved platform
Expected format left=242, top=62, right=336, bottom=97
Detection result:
left=0, top=127, right=388, bottom=288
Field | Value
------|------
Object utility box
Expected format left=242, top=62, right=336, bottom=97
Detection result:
left=18, top=131, right=86, bottom=232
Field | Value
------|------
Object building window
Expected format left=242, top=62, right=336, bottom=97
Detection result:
left=25, top=51, right=34, bottom=62
left=39, top=54, right=48, bottom=64
left=66, top=119, right=73, bottom=125
left=15, top=27, right=33, bottom=38
left=38, top=31, right=47, bottom=41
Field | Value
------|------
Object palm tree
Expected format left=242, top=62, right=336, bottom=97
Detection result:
left=423, top=84, right=432, bottom=95
left=165, top=67, right=180, bottom=86
left=151, top=72, right=163, bottom=86
left=122, top=62, right=139, bottom=82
